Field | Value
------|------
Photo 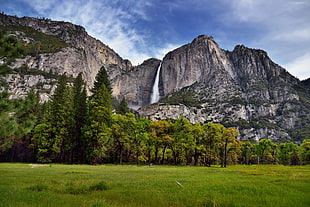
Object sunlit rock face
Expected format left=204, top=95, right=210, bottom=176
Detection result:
left=1, top=14, right=309, bottom=142
left=0, top=13, right=132, bottom=92
left=137, top=35, right=308, bottom=142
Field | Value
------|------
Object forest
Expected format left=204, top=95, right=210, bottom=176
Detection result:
left=1, top=31, right=310, bottom=167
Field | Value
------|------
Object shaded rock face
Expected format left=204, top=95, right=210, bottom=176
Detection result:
left=112, top=58, right=160, bottom=109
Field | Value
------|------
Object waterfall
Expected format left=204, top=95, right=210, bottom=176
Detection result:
left=150, top=62, right=162, bottom=104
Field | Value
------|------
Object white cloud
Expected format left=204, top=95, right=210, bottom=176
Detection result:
left=154, top=43, right=180, bottom=60
left=284, top=53, right=310, bottom=80
left=219, top=0, right=310, bottom=79
left=21, top=0, right=155, bottom=65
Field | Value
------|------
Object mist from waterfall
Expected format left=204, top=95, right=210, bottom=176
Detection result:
left=150, top=62, right=162, bottom=104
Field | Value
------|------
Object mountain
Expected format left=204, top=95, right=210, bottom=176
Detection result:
left=0, top=13, right=132, bottom=100
left=138, top=35, right=310, bottom=142
left=1, top=14, right=309, bottom=142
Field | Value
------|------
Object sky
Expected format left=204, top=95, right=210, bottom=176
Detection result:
left=1, top=0, right=309, bottom=80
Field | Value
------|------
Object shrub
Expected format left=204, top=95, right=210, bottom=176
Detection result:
left=90, top=181, right=109, bottom=191
left=27, top=184, right=48, bottom=192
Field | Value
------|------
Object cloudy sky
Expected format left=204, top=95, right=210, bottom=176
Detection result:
left=1, top=0, right=309, bottom=80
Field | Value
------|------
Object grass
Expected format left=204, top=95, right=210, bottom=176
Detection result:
left=0, top=164, right=309, bottom=207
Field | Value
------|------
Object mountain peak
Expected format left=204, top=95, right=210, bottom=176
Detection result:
left=191, top=34, right=215, bottom=44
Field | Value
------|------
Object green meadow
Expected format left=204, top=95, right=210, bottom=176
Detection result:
left=0, top=164, right=309, bottom=207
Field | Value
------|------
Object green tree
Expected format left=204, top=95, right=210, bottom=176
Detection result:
left=0, top=30, right=23, bottom=58
left=92, top=66, right=111, bottom=95
left=132, top=117, right=151, bottom=164
left=255, top=139, right=277, bottom=164
left=150, top=120, right=173, bottom=164
left=241, top=142, right=254, bottom=164
left=32, top=122, right=54, bottom=163
left=84, top=83, right=112, bottom=164
left=51, top=75, right=74, bottom=162
left=72, top=72, right=88, bottom=163
left=83, top=65, right=113, bottom=164
left=192, top=122, right=205, bottom=165
left=0, top=30, right=24, bottom=76
left=219, top=128, right=240, bottom=167
left=202, top=123, right=225, bottom=166
left=116, top=98, right=130, bottom=115
left=299, top=139, right=310, bottom=165
left=110, top=113, right=136, bottom=164
left=32, top=75, right=74, bottom=163
left=278, top=142, right=300, bottom=165
left=0, top=91, right=39, bottom=161
left=170, top=117, right=194, bottom=165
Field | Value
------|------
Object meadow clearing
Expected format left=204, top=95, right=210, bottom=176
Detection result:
left=0, top=163, right=309, bottom=207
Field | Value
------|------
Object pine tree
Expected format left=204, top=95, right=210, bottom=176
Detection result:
left=72, top=73, right=88, bottom=163
left=0, top=91, right=39, bottom=161
left=91, top=66, right=111, bottom=95
left=84, top=84, right=112, bottom=164
left=32, top=74, right=74, bottom=163
left=116, top=98, right=130, bottom=115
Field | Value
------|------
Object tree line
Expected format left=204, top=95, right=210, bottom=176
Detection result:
left=0, top=32, right=309, bottom=166
left=1, top=66, right=309, bottom=166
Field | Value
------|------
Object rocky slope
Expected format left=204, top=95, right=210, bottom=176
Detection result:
left=1, top=14, right=309, bottom=142
left=138, top=35, right=309, bottom=142
left=0, top=13, right=132, bottom=93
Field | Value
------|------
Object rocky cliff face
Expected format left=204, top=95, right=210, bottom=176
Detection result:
left=0, top=13, right=132, bottom=90
left=112, top=58, right=160, bottom=109
left=138, top=35, right=309, bottom=142
left=1, top=14, right=309, bottom=142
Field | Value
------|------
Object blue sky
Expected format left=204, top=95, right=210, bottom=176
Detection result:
left=1, top=0, right=309, bottom=80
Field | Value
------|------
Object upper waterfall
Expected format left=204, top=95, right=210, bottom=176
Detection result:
left=150, top=62, right=162, bottom=104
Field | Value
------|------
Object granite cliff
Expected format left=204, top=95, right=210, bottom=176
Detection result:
left=0, top=13, right=132, bottom=97
left=138, top=35, right=309, bottom=142
left=1, top=14, right=309, bottom=142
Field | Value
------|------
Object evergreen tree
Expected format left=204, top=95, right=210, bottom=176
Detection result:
left=0, top=30, right=23, bottom=59
left=116, top=98, right=130, bottom=115
left=84, top=83, right=112, bottom=164
left=91, top=66, right=111, bottom=95
left=32, top=74, right=74, bottom=163
left=72, top=73, right=88, bottom=163
left=0, top=91, right=39, bottom=161
left=0, top=30, right=24, bottom=76
left=50, top=74, right=74, bottom=162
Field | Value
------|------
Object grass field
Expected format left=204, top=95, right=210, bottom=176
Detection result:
left=0, top=163, right=309, bottom=207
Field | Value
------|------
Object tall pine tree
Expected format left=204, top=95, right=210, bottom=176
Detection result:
left=32, top=74, right=74, bottom=163
left=72, top=72, right=88, bottom=163
left=84, top=66, right=112, bottom=164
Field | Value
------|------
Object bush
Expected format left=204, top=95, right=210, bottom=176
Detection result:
left=90, top=181, right=109, bottom=191
left=27, top=184, right=48, bottom=192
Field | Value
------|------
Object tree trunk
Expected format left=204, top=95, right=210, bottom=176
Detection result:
left=161, top=146, right=167, bottom=164
left=119, top=147, right=123, bottom=165
left=223, top=139, right=228, bottom=168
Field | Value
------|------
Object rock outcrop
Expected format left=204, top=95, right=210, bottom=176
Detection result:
left=112, top=58, right=160, bottom=109
left=0, top=13, right=132, bottom=90
left=1, top=14, right=309, bottom=142
left=137, top=35, right=309, bottom=142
